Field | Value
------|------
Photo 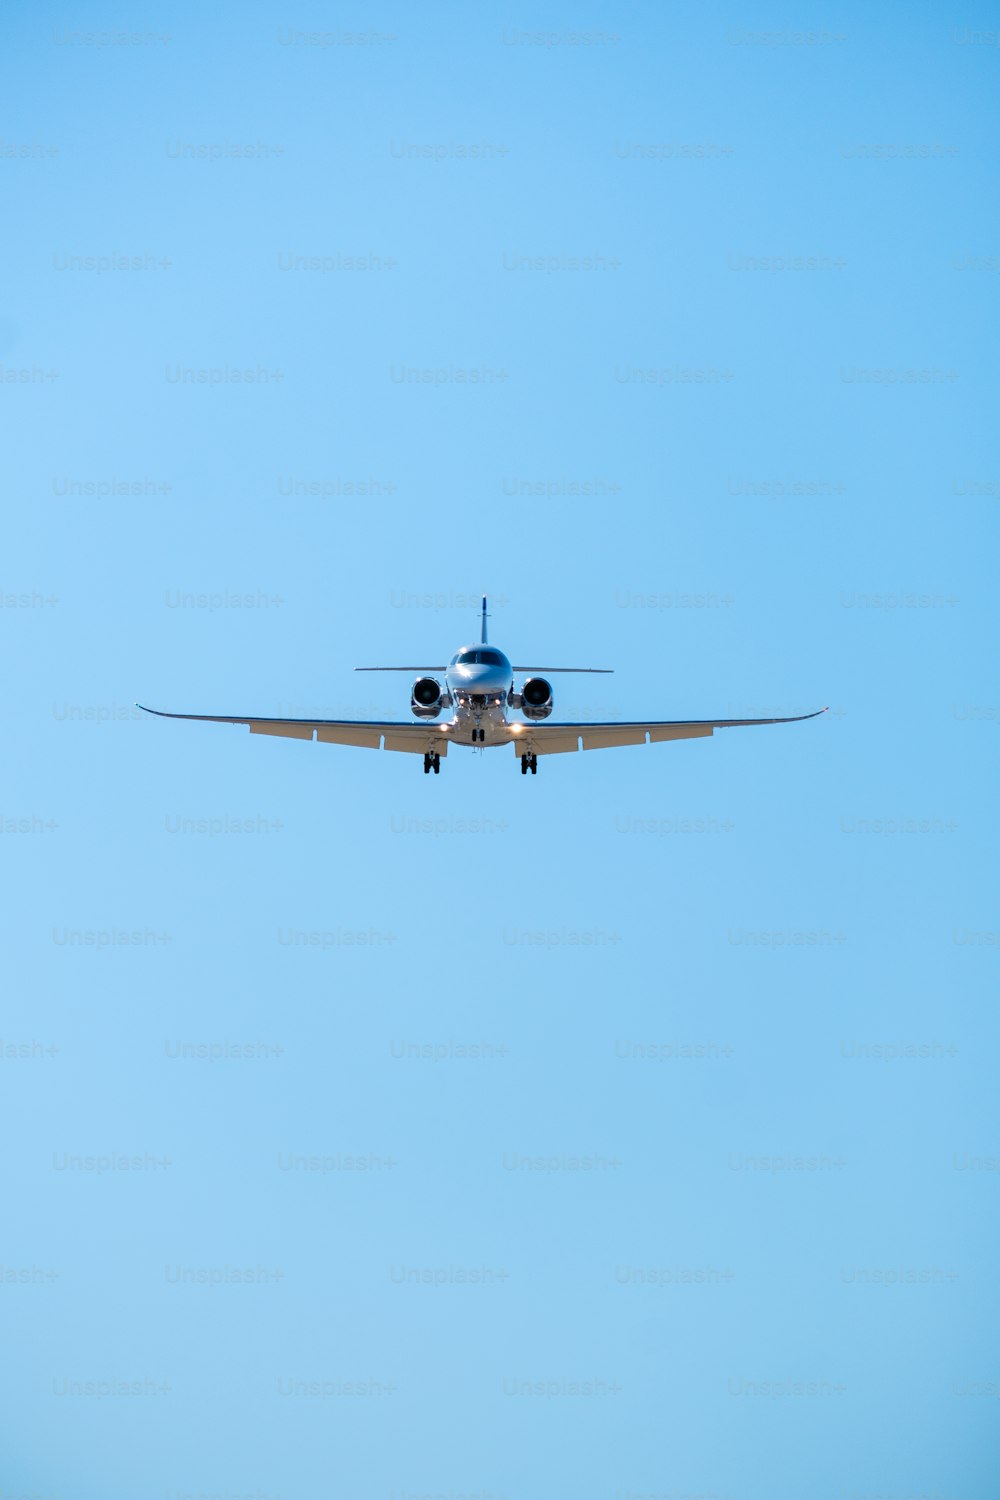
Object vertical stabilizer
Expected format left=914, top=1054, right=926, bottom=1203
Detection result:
left=481, top=595, right=489, bottom=644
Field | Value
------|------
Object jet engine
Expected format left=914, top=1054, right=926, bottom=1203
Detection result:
left=519, top=677, right=553, bottom=721
left=411, top=677, right=445, bottom=719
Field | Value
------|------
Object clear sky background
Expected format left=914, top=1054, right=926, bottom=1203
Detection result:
left=2, top=2, right=998, bottom=1497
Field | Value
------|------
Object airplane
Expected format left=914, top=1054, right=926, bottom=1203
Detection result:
left=138, top=596, right=825, bottom=775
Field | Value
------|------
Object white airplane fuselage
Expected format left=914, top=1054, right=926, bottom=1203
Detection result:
left=440, top=645, right=519, bottom=746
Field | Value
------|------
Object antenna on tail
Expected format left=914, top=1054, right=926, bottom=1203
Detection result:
left=481, top=595, right=489, bottom=644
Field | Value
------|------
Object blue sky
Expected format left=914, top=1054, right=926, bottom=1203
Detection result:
left=2, top=2, right=998, bottom=1496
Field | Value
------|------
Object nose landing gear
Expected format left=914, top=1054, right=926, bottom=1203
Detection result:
left=520, top=753, right=537, bottom=775
left=423, top=753, right=441, bottom=775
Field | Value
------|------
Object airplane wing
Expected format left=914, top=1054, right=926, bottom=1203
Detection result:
left=507, top=708, right=827, bottom=755
left=135, top=705, right=450, bottom=755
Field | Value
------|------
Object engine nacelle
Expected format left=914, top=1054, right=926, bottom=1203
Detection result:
left=411, top=676, right=445, bottom=719
left=519, top=677, right=553, bottom=721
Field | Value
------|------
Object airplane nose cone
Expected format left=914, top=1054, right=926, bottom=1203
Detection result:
left=453, top=665, right=509, bottom=695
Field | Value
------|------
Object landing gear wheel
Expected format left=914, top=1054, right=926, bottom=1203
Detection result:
left=520, top=755, right=528, bottom=774
left=529, top=754, right=537, bottom=774
left=433, top=754, right=440, bottom=774
left=423, top=754, right=432, bottom=774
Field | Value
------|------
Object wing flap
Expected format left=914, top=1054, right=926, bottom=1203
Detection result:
left=249, top=721, right=315, bottom=740
left=530, top=732, right=581, bottom=756
left=580, top=726, right=648, bottom=750
left=648, top=723, right=715, bottom=743
left=383, top=730, right=449, bottom=755
left=316, top=725, right=383, bottom=748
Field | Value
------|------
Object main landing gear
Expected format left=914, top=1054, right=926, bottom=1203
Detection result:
left=423, top=753, right=440, bottom=775
left=473, top=728, right=485, bottom=742
left=520, top=753, right=537, bottom=775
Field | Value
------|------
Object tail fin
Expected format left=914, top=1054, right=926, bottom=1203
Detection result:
left=481, top=595, right=489, bottom=644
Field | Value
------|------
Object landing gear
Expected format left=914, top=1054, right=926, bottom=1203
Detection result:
left=475, top=728, right=485, bottom=742
left=520, top=753, right=537, bottom=775
left=423, top=753, right=441, bottom=775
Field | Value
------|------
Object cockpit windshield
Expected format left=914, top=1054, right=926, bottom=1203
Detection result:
left=450, top=649, right=508, bottom=667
